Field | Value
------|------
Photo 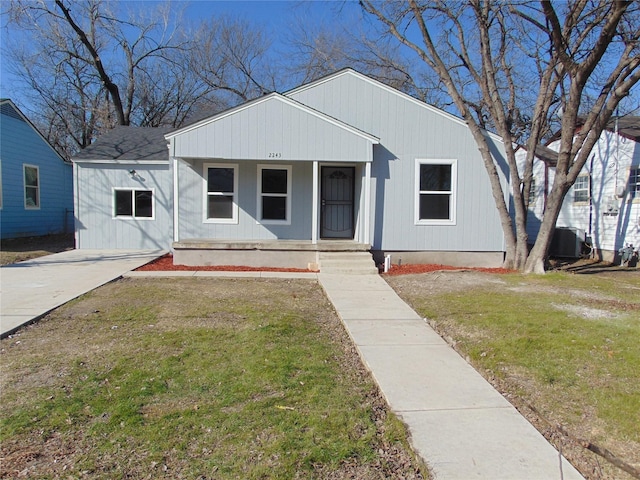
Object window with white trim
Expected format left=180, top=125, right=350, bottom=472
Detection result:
left=24, top=164, right=40, bottom=209
left=629, top=167, right=640, bottom=199
left=258, top=165, right=291, bottom=224
left=415, top=159, right=456, bottom=224
left=114, top=189, right=154, bottom=219
left=204, top=164, right=238, bottom=223
left=573, top=174, right=590, bottom=203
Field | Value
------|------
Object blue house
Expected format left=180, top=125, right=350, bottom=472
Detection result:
left=0, top=99, right=74, bottom=239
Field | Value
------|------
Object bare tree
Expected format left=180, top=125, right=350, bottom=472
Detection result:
left=188, top=16, right=277, bottom=105
left=284, top=12, right=445, bottom=105
left=360, top=0, right=640, bottom=272
left=6, top=0, right=208, bottom=156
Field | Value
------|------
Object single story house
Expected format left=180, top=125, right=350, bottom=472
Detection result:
left=517, top=117, right=640, bottom=262
left=0, top=99, right=74, bottom=239
left=73, top=69, right=509, bottom=269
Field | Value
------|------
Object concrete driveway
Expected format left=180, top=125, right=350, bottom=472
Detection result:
left=0, top=249, right=164, bottom=337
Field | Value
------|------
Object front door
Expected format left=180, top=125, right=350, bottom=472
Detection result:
left=321, top=166, right=355, bottom=239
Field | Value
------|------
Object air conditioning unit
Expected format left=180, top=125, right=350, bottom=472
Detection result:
left=550, top=227, right=586, bottom=258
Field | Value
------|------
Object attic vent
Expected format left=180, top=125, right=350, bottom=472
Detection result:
left=0, top=103, right=26, bottom=123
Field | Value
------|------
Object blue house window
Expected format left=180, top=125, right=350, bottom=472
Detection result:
left=114, top=189, right=154, bottom=219
left=204, top=163, right=238, bottom=223
left=24, top=164, right=40, bottom=209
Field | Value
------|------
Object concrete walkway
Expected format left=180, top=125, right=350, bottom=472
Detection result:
left=318, top=273, right=585, bottom=480
left=1, top=249, right=164, bottom=337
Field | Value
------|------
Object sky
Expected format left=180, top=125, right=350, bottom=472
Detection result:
left=0, top=0, right=366, bottom=108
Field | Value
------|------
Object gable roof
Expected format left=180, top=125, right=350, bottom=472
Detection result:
left=0, top=99, right=68, bottom=163
left=166, top=92, right=379, bottom=162
left=284, top=68, right=504, bottom=144
left=73, top=126, right=172, bottom=163
left=166, top=92, right=378, bottom=143
left=609, top=116, right=640, bottom=142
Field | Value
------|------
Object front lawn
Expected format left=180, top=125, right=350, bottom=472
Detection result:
left=0, top=277, right=425, bottom=479
left=386, top=269, right=640, bottom=480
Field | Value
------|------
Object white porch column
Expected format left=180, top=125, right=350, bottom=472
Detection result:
left=312, top=160, right=319, bottom=244
left=364, top=161, right=371, bottom=245
left=172, top=155, right=179, bottom=243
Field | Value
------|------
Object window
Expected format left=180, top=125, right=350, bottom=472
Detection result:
left=528, top=178, right=537, bottom=206
left=415, top=159, right=456, bottom=224
left=573, top=174, right=590, bottom=203
left=204, top=164, right=238, bottom=223
left=24, top=164, right=40, bottom=209
left=258, top=165, right=291, bottom=224
left=629, top=167, right=640, bottom=199
left=114, top=189, right=153, bottom=219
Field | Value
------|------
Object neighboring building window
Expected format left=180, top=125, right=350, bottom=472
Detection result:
left=204, top=164, right=238, bottom=223
left=114, top=189, right=153, bottom=219
left=415, top=159, right=457, bottom=224
left=258, top=165, right=291, bottom=224
left=573, top=174, right=590, bottom=202
left=528, top=178, right=537, bottom=206
left=24, top=164, right=40, bottom=209
left=629, top=167, right=640, bottom=198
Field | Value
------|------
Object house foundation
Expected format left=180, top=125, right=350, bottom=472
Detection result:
left=172, top=239, right=370, bottom=270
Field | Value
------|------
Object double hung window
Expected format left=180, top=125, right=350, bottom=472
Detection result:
left=415, top=160, right=456, bottom=224
left=205, top=164, right=238, bottom=223
left=24, top=164, right=40, bottom=209
left=258, top=165, right=291, bottom=224
left=629, top=167, right=640, bottom=199
left=573, top=175, right=590, bottom=203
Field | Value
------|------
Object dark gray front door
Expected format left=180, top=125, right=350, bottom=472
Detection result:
left=321, top=167, right=354, bottom=239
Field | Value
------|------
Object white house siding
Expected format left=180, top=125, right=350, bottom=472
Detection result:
left=556, top=131, right=640, bottom=257
left=74, top=163, right=173, bottom=249
left=287, top=71, right=508, bottom=253
left=519, top=130, right=640, bottom=260
left=176, top=159, right=314, bottom=241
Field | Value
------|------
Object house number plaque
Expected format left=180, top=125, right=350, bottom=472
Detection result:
left=268, top=152, right=282, bottom=158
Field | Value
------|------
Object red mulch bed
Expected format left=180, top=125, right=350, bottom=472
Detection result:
left=137, top=255, right=513, bottom=275
left=136, top=254, right=316, bottom=273
left=383, top=264, right=514, bottom=275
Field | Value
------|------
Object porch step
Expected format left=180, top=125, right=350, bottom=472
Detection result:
left=318, top=251, right=379, bottom=275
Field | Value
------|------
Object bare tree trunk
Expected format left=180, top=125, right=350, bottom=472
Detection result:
left=54, top=0, right=127, bottom=125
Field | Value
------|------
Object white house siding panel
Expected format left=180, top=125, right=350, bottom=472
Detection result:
left=75, top=163, right=173, bottom=249
left=170, top=97, right=373, bottom=163
left=288, top=72, right=507, bottom=253
left=555, top=132, right=640, bottom=253
left=522, top=131, right=640, bottom=256
left=177, top=159, right=313, bottom=241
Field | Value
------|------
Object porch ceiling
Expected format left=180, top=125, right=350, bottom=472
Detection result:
left=167, top=93, right=378, bottom=163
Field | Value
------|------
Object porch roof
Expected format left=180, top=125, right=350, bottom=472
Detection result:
left=166, top=93, right=379, bottom=163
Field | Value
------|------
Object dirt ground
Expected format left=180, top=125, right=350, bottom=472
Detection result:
left=0, top=234, right=74, bottom=265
